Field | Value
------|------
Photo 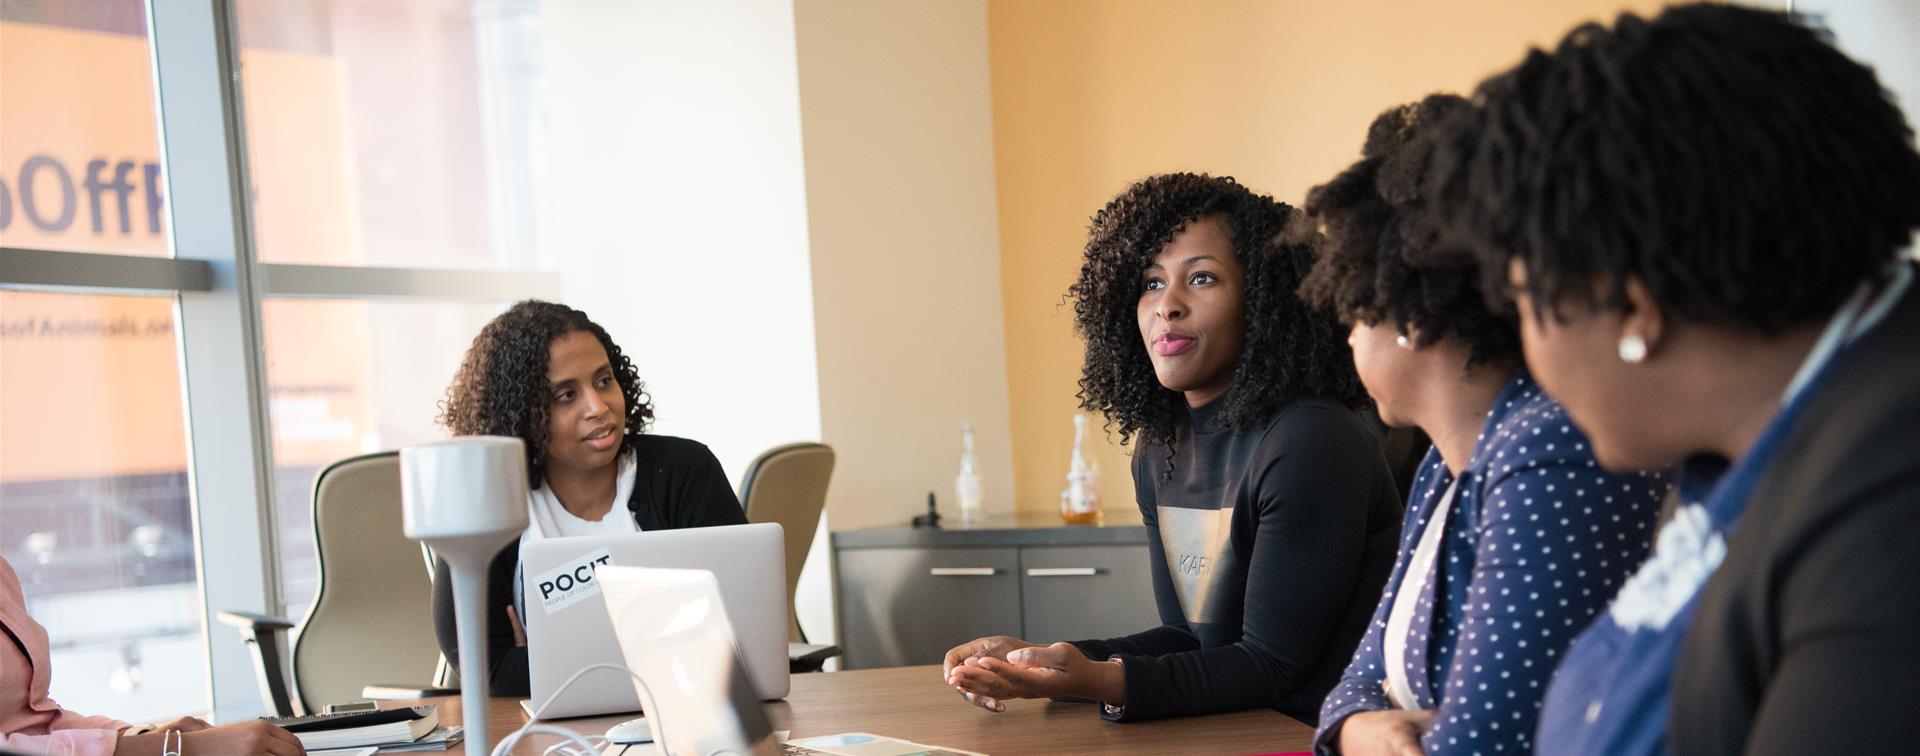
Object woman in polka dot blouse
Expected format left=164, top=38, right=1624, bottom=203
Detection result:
left=1295, top=95, right=1669, bottom=756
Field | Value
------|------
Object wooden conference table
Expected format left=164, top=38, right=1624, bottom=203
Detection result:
left=424, top=665, right=1314, bottom=755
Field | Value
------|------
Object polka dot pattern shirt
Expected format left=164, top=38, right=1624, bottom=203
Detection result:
left=1315, top=370, right=1669, bottom=756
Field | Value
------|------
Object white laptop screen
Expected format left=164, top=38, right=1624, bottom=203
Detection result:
left=597, top=565, right=775, bottom=756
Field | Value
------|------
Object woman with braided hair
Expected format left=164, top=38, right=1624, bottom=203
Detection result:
left=1427, top=5, right=1920, bottom=753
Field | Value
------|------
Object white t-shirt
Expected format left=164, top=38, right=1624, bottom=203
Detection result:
left=523, top=450, right=640, bottom=540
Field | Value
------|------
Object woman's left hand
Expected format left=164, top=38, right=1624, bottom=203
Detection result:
left=945, top=642, right=1123, bottom=711
left=1338, top=708, right=1435, bottom=756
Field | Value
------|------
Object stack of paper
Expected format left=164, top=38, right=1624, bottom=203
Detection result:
left=381, top=725, right=464, bottom=752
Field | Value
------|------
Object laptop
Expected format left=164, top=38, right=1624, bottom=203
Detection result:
left=517, top=523, right=790, bottom=719
left=596, top=566, right=985, bottom=756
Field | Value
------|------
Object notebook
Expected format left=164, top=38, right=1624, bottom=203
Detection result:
left=266, top=706, right=439, bottom=750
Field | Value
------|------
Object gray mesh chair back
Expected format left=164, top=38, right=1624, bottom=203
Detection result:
left=288, top=451, right=444, bottom=708
left=738, top=442, right=835, bottom=643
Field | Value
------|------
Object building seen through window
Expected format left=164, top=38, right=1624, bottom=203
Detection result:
left=1, top=0, right=540, bottom=719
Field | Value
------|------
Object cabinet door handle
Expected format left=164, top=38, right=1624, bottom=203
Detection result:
left=1026, top=567, right=1101, bottom=577
left=929, top=567, right=998, bottom=576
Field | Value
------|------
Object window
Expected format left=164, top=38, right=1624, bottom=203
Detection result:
left=232, top=0, right=552, bottom=617
left=0, top=291, right=203, bottom=722
left=0, top=2, right=168, bottom=257
left=2, top=0, right=557, bottom=720
left=0, top=1, right=204, bottom=721
left=263, top=299, right=506, bottom=615
left=236, top=0, right=545, bottom=271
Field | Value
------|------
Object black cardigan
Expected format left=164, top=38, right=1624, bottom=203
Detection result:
left=430, top=433, right=745, bottom=696
left=1672, top=272, right=1920, bottom=754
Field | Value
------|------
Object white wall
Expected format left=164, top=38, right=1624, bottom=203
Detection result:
left=540, top=0, right=836, bottom=637
left=1774, top=0, right=1919, bottom=120
left=1786, top=0, right=1920, bottom=255
left=541, top=0, right=822, bottom=479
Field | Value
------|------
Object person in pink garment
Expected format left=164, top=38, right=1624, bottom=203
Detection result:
left=1, top=556, right=303, bottom=756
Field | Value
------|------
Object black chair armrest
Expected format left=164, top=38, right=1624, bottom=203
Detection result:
left=215, top=610, right=295, bottom=633
left=216, top=610, right=297, bottom=716
left=789, top=642, right=842, bottom=673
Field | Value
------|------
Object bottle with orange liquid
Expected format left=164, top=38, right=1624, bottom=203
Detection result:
left=1060, top=414, right=1102, bottom=525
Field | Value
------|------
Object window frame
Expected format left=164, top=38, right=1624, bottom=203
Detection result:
left=0, top=0, right=557, bottom=720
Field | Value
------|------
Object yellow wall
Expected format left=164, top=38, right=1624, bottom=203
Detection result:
left=796, top=0, right=1015, bottom=532
left=987, top=0, right=1666, bottom=514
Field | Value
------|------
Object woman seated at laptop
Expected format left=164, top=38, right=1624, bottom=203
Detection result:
left=944, top=173, right=1402, bottom=724
left=2, top=556, right=305, bottom=755
left=431, top=300, right=745, bottom=696
left=1294, top=95, right=1666, bottom=756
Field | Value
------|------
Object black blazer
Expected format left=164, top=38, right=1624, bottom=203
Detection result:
left=1673, top=273, right=1920, bottom=754
left=430, top=434, right=745, bottom=696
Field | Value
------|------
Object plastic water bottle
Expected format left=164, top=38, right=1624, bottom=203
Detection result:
left=955, top=422, right=985, bottom=525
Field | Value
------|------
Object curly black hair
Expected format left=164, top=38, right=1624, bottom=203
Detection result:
left=1068, top=172, right=1367, bottom=454
left=1297, top=94, right=1519, bottom=368
left=1428, top=4, right=1920, bottom=330
left=438, top=300, right=654, bottom=488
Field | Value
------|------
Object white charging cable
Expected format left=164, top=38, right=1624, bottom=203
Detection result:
left=491, top=663, right=668, bottom=756
left=542, top=733, right=609, bottom=756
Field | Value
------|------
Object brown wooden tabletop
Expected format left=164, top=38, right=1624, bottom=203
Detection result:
left=421, top=664, right=1315, bottom=755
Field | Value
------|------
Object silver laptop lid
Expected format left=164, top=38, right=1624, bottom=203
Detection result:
left=517, top=522, right=789, bottom=719
left=597, top=566, right=776, bottom=756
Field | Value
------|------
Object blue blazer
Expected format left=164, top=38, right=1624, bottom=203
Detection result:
left=1316, top=370, right=1668, bottom=755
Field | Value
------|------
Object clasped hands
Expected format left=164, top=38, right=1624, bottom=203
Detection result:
left=940, top=635, right=1124, bottom=713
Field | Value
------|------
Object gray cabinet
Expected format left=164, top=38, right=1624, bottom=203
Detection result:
left=832, top=514, right=1157, bottom=669
left=1019, top=545, right=1160, bottom=643
left=836, top=547, right=1022, bottom=670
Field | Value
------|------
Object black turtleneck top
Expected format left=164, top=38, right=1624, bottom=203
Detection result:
left=1071, top=397, right=1402, bottom=724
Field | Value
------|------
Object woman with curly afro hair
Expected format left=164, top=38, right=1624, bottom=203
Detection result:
left=1298, top=95, right=1667, bottom=756
left=944, top=173, right=1402, bottom=725
left=429, top=300, right=743, bottom=696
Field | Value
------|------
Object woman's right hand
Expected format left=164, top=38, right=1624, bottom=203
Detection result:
left=941, top=635, right=1037, bottom=711
left=185, top=720, right=305, bottom=756
left=117, top=720, right=305, bottom=756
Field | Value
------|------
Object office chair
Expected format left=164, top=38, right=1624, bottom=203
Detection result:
left=737, top=442, right=841, bottom=673
left=217, top=451, right=455, bottom=716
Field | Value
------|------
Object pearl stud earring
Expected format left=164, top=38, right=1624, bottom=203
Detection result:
left=1396, top=334, right=1411, bottom=349
left=1618, top=334, right=1648, bottom=364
